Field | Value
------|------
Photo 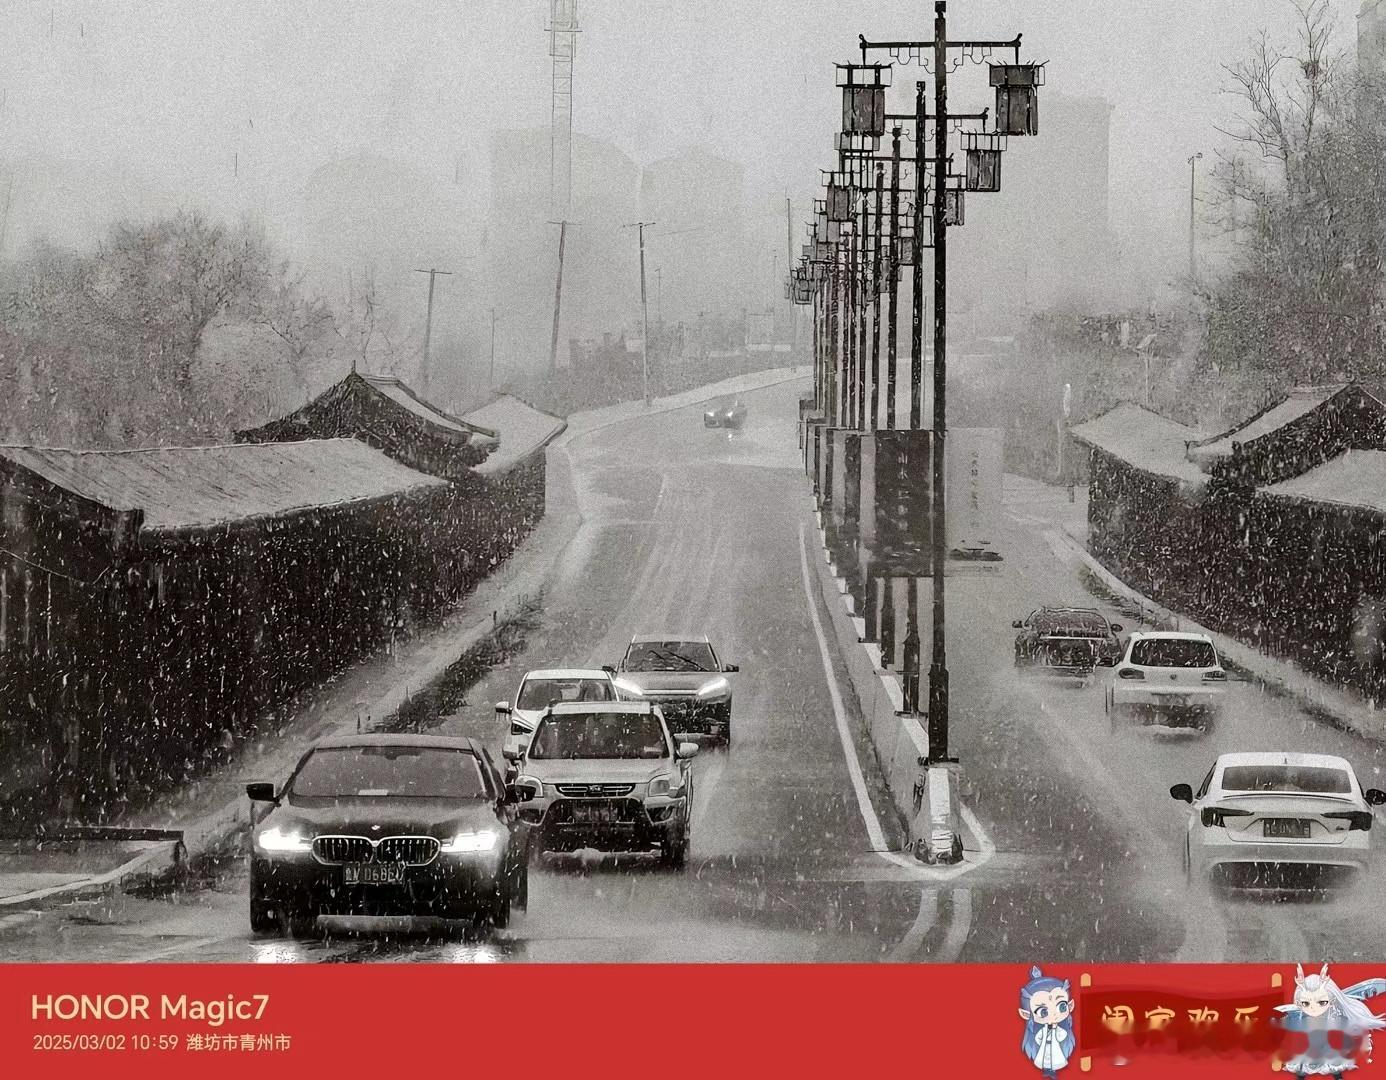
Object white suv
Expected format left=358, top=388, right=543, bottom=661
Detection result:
left=1105, top=631, right=1227, bottom=732
left=506, top=702, right=697, bottom=868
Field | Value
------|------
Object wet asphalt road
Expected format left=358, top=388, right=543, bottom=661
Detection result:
left=5, top=378, right=1386, bottom=963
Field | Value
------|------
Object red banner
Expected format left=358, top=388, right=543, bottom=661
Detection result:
left=0, top=964, right=1383, bottom=1078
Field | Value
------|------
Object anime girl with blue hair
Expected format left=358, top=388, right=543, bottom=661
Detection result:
left=1019, top=966, right=1075, bottom=1078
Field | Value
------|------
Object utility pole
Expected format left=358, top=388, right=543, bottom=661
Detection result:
left=1188, top=151, right=1202, bottom=281
left=548, top=220, right=570, bottom=375
left=413, top=267, right=453, bottom=398
left=627, top=221, right=655, bottom=406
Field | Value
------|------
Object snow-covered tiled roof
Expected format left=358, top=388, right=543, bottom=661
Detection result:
left=1069, top=402, right=1207, bottom=485
left=362, top=375, right=497, bottom=440
left=1261, top=449, right=1386, bottom=515
left=1187, top=384, right=1352, bottom=466
left=0, top=438, right=447, bottom=533
left=462, top=395, right=566, bottom=476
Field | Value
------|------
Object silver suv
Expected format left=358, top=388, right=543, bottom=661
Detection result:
left=506, top=702, right=697, bottom=868
left=612, top=634, right=738, bottom=745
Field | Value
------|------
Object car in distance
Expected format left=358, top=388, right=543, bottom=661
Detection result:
left=613, top=634, right=738, bottom=744
left=1105, top=631, right=1227, bottom=732
left=496, top=667, right=624, bottom=763
left=507, top=701, right=697, bottom=868
left=703, top=397, right=747, bottom=429
left=1013, top=606, right=1124, bottom=678
left=1171, top=752, right=1386, bottom=889
left=246, top=734, right=529, bottom=936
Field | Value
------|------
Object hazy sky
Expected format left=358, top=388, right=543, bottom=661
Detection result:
left=0, top=0, right=1367, bottom=273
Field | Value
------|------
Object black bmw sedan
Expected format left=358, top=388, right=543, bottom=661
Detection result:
left=246, top=734, right=529, bottom=936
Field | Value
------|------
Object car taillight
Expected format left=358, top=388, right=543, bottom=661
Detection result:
left=1117, top=668, right=1145, bottom=680
left=1201, top=807, right=1253, bottom=827
left=1324, top=811, right=1374, bottom=832
left=1203, top=669, right=1227, bottom=682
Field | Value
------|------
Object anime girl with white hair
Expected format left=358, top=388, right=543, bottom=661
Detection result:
left=1276, top=964, right=1386, bottom=1077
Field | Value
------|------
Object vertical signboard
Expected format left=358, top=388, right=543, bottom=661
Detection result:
left=946, top=427, right=1004, bottom=560
left=869, top=429, right=932, bottom=575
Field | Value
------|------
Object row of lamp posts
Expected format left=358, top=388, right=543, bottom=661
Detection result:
left=789, top=3, right=1042, bottom=860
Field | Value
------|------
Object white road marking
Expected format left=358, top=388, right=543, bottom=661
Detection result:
left=136, top=935, right=222, bottom=963
left=692, top=754, right=726, bottom=830
left=937, top=888, right=973, bottom=961
left=796, top=524, right=893, bottom=853
left=796, top=522, right=994, bottom=880
left=887, top=889, right=937, bottom=961
left=1018, top=680, right=1230, bottom=962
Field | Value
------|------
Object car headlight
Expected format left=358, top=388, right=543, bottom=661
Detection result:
left=440, top=829, right=500, bottom=854
left=648, top=774, right=674, bottom=798
left=696, top=676, right=730, bottom=699
left=612, top=677, right=645, bottom=697
left=255, top=827, right=313, bottom=853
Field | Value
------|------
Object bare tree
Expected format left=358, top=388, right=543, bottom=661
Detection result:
left=1202, top=0, right=1386, bottom=384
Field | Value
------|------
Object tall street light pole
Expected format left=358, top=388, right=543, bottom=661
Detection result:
left=928, top=0, right=951, bottom=761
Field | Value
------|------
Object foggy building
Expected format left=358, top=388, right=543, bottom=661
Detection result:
left=488, top=129, right=639, bottom=371
left=1361, top=0, right=1386, bottom=74
left=953, top=92, right=1118, bottom=335
left=640, top=148, right=748, bottom=327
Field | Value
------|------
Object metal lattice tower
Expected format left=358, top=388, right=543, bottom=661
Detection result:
left=548, top=0, right=579, bottom=217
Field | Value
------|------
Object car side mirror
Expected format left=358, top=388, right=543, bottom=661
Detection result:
left=1110, top=623, right=1124, bottom=633
left=501, top=746, right=519, bottom=762
left=245, top=781, right=277, bottom=803
left=677, top=742, right=699, bottom=759
left=1169, top=783, right=1193, bottom=804
left=495, top=701, right=512, bottom=715
left=1366, top=788, right=1386, bottom=806
left=504, top=783, right=525, bottom=803
left=723, top=663, right=739, bottom=673
left=602, top=665, right=616, bottom=675
left=1011, top=620, right=1024, bottom=629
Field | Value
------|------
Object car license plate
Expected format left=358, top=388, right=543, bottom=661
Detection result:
left=1263, top=818, right=1310, bottom=839
left=344, top=863, right=405, bottom=885
left=570, top=803, right=615, bottom=824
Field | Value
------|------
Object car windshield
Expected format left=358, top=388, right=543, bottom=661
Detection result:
left=528, top=712, right=669, bottom=760
left=1130, top=639, right=1217, bottom=668
left=1034, top=611, right=1107, bottom=636
left=290, top=746, right=488, bottom=798
left=624, top=641, right=717, bottom=672
left=1221, top=765, right=1352, bottom=795
left=517, top=677, right=615, bottom=710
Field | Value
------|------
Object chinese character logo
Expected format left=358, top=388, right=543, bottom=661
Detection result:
left=1275, top=964, right=1386, bottom=1076
left=1020, top=966, right=1075, bottom=1078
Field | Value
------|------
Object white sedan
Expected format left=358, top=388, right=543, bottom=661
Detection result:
left=496, top=668, right=625, bottom=762
left=1171, top=752, right=1386, bottom=889
left=1105, top=631, right=1227, bottom=732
